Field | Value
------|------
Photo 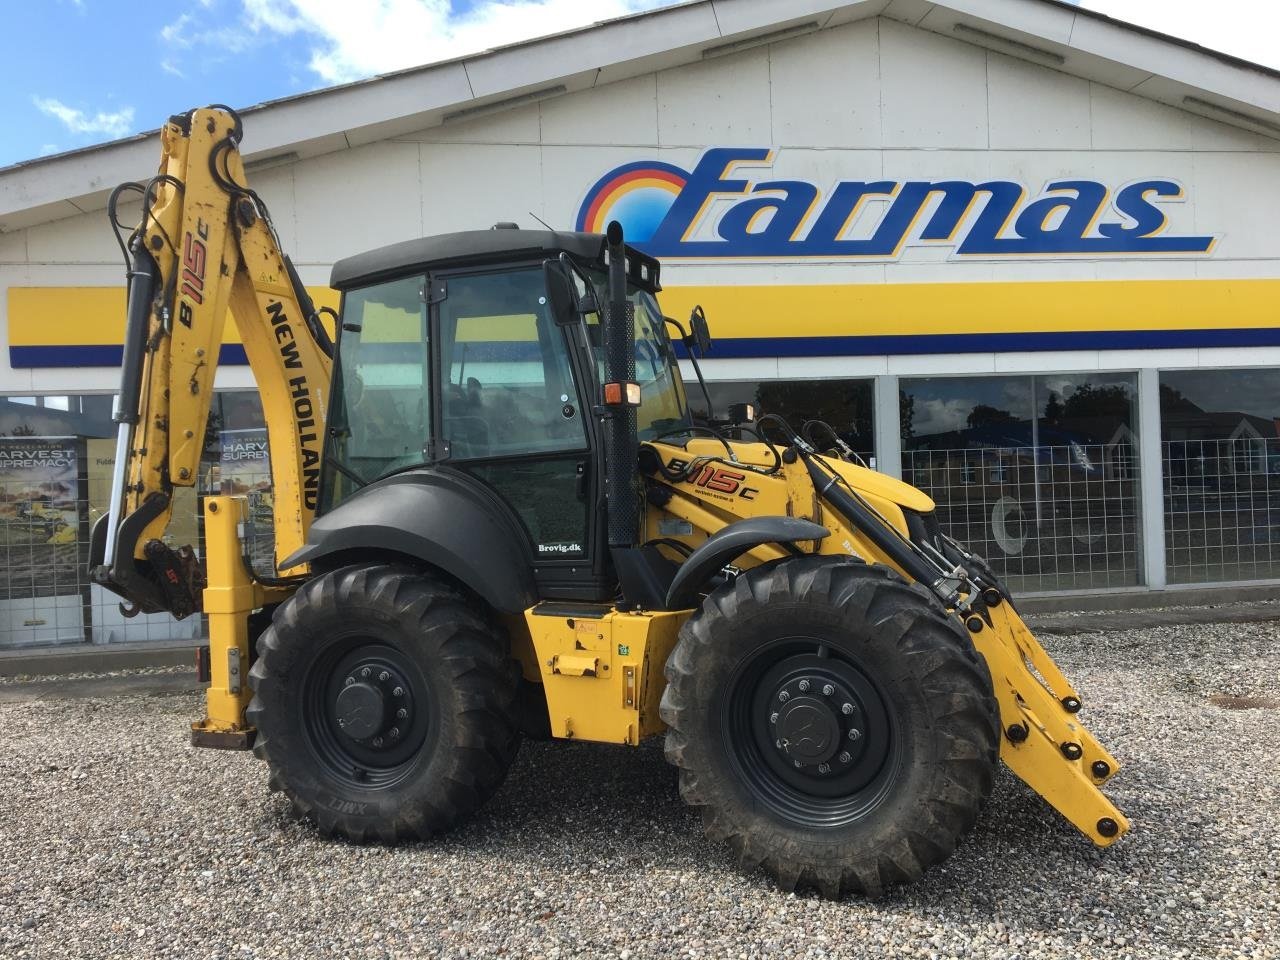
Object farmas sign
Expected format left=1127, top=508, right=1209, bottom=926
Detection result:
left=576, top=148, right=1215, bottom=260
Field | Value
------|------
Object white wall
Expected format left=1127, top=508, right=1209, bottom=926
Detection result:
left=2, top=15, right=1278, bottom=394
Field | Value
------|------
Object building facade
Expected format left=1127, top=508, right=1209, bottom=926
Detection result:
left=2, top=0, right=1279, bottom=648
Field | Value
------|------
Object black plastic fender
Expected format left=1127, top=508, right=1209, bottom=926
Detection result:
left=279, top=468, right=537, bottom=614
left=664, top=516, right=829, bottom=610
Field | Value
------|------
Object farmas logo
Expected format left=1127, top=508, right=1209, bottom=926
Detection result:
left=575, top=147, right=1216, bottom=260
left=576, top=160, right=689, bottom=242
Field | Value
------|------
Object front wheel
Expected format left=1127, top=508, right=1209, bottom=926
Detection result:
left=247, top=564, right=520, bottom=842
left=661, top=558, right=999, bottom=898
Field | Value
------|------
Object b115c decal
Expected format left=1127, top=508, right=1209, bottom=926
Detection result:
left=576, top=148, right=1215, bottom=260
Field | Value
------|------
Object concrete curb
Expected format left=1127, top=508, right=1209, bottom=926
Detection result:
left=1025, top=600, right=1280, bottom=635
left=0, top=672, right=201, bottom=704
left=0, top=640, right=201, bottom=678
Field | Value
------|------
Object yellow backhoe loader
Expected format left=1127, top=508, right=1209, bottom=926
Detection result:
left=91, top=106, right=1127, bottom=898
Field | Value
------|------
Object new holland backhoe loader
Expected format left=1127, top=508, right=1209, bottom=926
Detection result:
left=91, top=105, right=1128, bottom=898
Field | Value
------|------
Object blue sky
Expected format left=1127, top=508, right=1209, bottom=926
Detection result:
left=1, top=0, right=1273, bottom=169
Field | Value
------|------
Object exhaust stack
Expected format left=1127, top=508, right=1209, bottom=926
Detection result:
left=602, top=220, right=639, bottom=550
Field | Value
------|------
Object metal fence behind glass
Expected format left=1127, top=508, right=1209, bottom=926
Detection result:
left=902, top=443, right=1141, bottom=594
left=1164, top=437, right=1280, bottom=584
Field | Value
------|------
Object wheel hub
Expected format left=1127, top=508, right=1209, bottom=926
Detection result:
left=334, top=682, right=385, bottom=741
left=765, top=670, right=871, bottom=781
left=327, top=654, right=417, bottom=755
left=774, top=697, right=840, bottom=764
left=742, top=647, right=894, bottom=804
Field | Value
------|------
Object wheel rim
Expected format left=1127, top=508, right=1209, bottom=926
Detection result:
left=723, top=636, right=902, bottom=828
left=302, top=640, right=432, bottom=789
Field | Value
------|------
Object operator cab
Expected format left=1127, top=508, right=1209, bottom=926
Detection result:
left=317, top=225, right=694, bottom=603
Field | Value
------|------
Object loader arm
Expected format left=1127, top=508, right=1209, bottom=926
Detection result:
left=91, top=106, right=333, bottom=619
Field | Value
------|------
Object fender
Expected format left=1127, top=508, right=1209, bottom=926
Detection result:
left=665, top=516, right=828, bottom=610
left=279, top=468, right=537, bottom=614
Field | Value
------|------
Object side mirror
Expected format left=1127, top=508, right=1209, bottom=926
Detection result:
left=689, top=304, right=712, bottom=355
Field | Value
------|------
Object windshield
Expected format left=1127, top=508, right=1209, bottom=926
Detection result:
left=580, top=271, right=693, bottom=442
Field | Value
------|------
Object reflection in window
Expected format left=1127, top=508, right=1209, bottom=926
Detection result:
left=323, top=275, right=430, bottom=510
left=440, top=268, right=586, bottom=460
left=1160, top=369, right=1280, bottom=584
left=699, top=379, right=874, bottom=461
left=900, top=374, right=1139, bottom=593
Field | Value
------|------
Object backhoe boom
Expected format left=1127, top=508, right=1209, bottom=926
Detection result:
left=91, top=107, right=333, bottom=618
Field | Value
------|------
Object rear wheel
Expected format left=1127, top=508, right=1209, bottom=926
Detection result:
left=661, top=557, right=999, bottom=898
left=247, top=564, right=520, bottom=841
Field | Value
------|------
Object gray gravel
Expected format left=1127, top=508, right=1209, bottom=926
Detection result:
left=1, top=618, right=1278, bottom=959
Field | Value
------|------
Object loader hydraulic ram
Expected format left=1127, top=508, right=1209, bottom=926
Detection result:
left=92, top=105, right=1127, bottom=898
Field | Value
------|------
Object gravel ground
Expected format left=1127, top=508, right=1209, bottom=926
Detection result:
left=1, top=619, right=1278, bottom=960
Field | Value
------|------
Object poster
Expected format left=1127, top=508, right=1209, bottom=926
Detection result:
left=0, top=436, right=88, bottom=645
left=208, top=428, right=275, bottom=576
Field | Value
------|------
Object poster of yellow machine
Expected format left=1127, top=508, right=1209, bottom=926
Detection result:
left=0, top=436, right=85, bottom=603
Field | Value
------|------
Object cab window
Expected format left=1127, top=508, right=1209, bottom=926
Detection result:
left=438, top=268, right=586, bottom=460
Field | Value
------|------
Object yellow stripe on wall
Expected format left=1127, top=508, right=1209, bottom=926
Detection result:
left=7, top=286, right=342, bottom=347
left=8, top=278, right=1280, bottom=354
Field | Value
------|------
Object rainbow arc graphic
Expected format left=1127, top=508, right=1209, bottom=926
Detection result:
left=575, top=160, right=689, bottom=242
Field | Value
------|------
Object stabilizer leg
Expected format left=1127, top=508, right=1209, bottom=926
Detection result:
left=190, top=496, right=258, bottom=750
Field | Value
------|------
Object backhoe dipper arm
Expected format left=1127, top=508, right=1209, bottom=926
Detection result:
left=90, top=106, right=333, bottom=618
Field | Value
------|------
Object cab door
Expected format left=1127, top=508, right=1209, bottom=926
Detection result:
left=433, top=264, right=606, bottom=601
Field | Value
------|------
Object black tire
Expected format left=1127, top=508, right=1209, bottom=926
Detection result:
left=660, top=557, right=999, bottom=898
left=246, top=564, right=520, bottom=842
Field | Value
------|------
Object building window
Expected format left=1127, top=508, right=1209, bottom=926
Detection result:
left=900, top=373, right=1139, bottom=593
left=1161, top=369, right=1280, bottom=585
left=0, top=391, right=268, bottom=650
left=700, top=378, right=874, bottom=463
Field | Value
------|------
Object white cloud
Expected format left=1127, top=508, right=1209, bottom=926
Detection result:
left=911, top=398, right=972, bottom=437
left=160, top=12, right=195, bottom=46
left=240, top=0, right=676, bottom=84
left=33, top=97, right=136, bottom=139
left=1083, top=0, right=1280, bottom=70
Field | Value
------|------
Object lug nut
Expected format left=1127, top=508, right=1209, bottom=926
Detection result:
left=361, top=668, right=371, bottom=678
left=778, top=691, right=791, bottom=703
left=379, top=671, right=390, bottom=682
left=817, top=763, right=830, bottom=774
left=775, top=739, right=783, bottom=749
left=769, top=712, right=779, bottom=724
left=344, top=676, right=355, bottom=686
left=794, top=760, right=803, bottom=769
left=841, top=703, right=854, bottom=715
left=822, top=684, right=834, bottom=696
left=798, top=680, right=810, bottom=692
left=392, top=687, right=404, bottom=697
left=1091, top=760, right=1111, bottom=779
left=848, top=729, right=862, bottom=741
left=372, top=737, right=383, bottom=747
left=397, top=708, right=408, bottom=720
left=389, top=727, right=400, bottom=739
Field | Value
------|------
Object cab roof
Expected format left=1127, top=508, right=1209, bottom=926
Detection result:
left=330, top=227, right=658, bottom=291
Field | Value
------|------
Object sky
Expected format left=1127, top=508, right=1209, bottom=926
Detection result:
left=1, top=0, right=1277, bottom=168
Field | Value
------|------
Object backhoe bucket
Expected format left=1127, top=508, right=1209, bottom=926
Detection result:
left=970, top=597, right=1129, bottom=845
